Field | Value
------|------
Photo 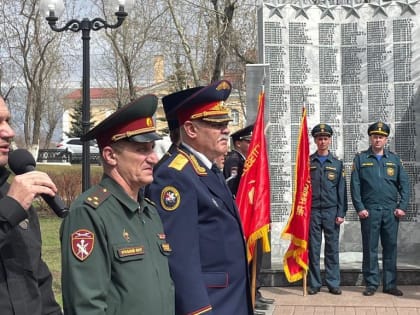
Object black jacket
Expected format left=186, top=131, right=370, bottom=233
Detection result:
left=0, top=167, right=62, bottom=315
left=223, top=150, right=245, bottom=196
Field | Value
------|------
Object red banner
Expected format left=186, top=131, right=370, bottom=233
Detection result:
left=281, top=107, right=312, bottom=282
left=236, top=91, right=271, bottom=262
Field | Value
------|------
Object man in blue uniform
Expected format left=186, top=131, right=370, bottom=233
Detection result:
left=147, top=80, right=253, bottom=315
left=307, top=124, right=347, bottom=295
left=351, top=122, right=410, bottom=297
left=61, top=95, right=174, bottom=315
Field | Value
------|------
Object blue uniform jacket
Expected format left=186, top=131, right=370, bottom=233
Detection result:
left=310, top=152, right=347, bottom=217
left=147, top=144, right=253, bottom=315
left=350, top=147, right=410, bottom=212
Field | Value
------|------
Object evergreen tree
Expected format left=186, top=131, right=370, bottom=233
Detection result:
left=65, top=99, right=94, bottom=138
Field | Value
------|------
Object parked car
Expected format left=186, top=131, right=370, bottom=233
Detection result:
left=56, top=138, right=100, bottom=163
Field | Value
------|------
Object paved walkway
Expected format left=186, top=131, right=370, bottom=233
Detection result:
left=258, top=285, right=420, bottom=315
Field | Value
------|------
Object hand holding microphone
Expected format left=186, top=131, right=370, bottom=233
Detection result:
left=8, top=149, right=69, bottom=218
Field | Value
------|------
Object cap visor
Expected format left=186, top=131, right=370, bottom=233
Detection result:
left=128, top=132, right=162, bottom=142
left=201, top=115, right=232, bottom=123
left=369, top=131, right=388, bottom=136
left=314, top=132, right=331, bottom=137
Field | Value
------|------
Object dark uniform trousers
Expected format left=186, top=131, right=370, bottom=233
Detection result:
left=308, top=206, right=341, bottom=289
left=360, top=206, right=399, bottom=290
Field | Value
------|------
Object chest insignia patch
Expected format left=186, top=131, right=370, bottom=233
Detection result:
left=118, top=246, right=144, bottom=258
left=362, top=162, right=374, bottom=167
left=327, top=172, right=336, bottom=181
left=387, top=167, right=395, bottom=176
left=71, top=229, right=95, bottom=261
left=161, top=186, right=180, bottom=211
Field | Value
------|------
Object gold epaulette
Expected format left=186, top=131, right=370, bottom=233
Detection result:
left=84, top=186, right=111, bottom=209
left=168, top=153, right=189, bottom=171
left=168, top=150, right=207, bottom=176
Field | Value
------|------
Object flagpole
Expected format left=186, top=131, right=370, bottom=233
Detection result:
left=302, top=98, right=307, bottom=298
left=251, top=244, right=257, bottom=308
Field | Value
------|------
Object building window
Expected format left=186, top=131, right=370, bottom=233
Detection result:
left=231, top=109, right=239, bottom=125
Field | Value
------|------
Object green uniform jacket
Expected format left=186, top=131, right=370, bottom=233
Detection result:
left=350, top=147, right=410, bottom=211
left=61, top=175, right=174, bottom=315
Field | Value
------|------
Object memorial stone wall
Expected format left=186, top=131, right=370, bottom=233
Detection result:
left=255, top=0, right=420, bottom=268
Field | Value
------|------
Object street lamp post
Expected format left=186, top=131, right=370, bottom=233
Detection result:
left=40, top=0, right=132, bottom=191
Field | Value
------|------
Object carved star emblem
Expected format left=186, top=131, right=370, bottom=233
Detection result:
left=265, top=3, right=287, bottom=19
left=342, top=0, right=364, bottom=19
left=291, top=0, right=312, bottom=19
left=369, top=0, right=392, bottom=17
left=318, top=1, right=337, bottom=19
left=397, top=0, right=419, bottom=15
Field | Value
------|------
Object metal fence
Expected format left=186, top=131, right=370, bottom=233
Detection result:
left=37, top=149, right=101, bottom=165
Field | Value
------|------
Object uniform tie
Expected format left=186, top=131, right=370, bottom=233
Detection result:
left=211, top=164, right=226, bottom=185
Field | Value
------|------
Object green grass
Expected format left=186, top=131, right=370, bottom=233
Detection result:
left=39, top=214, right=63, bottom=307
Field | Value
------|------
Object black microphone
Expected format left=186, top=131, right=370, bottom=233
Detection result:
left=8, top=148, right=69, bottom=218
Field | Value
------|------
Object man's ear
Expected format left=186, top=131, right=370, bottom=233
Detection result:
left=102, top=146, right=117, bottom=166
left=183, top=121, right=198, bottom=139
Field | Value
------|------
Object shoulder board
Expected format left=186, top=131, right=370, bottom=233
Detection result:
left=144, top=197, right=156, bottom=206
left=84, top=186, right=111, bottom=209
left=168, top=153, right=189, bottom=171
left=169, top=150, right=207, bottom=176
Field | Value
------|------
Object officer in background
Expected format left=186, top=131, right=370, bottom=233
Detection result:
left=307, top=124, right=347, bottom=295
left=223, top=124, right=253, bottom=196
left=147, top=80, right=253, bottom=315
left=223, top=124, right=274, bottom=314
left=351, top=122, right=410, bottom=297
left=61, top=95, right=174, bottom=315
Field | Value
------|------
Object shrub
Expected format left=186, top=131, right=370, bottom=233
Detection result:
left=36, top=164, right=103, bottom=214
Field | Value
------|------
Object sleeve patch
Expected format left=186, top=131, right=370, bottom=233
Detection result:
left=71, top=229, right=95, bottom=261
left=160, top=186, right=181, bottom=211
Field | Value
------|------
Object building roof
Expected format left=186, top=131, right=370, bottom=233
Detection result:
left=64, top=88, right=118, bottom=100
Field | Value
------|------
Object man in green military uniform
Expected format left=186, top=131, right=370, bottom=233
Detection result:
left=351, top=122, right=410, bottom=297
left=60, top=95, right=174, bottom=315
